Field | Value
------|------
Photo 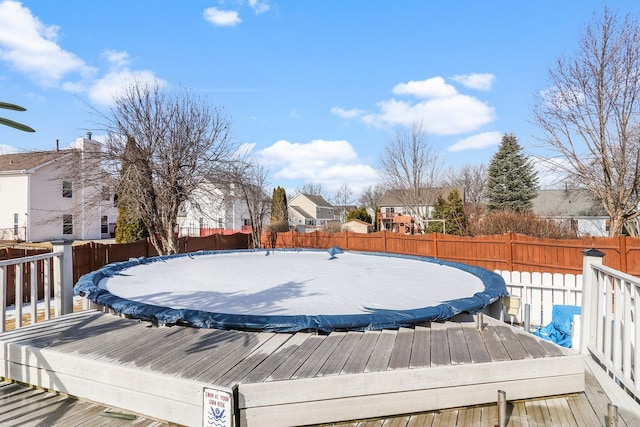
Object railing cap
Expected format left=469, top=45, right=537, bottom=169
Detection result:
left=582, top=248, right=605, bottom=258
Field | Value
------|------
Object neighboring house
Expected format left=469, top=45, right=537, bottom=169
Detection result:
left=378, top=187, right=462, bottom=234
left=177, top=183, right=253, bottom=236
left=334, top=204, right=358, bottom=222
left=288, top=193, right=336, bottom=231
left=342, top=219, right=374, bottom=234
left=0, top=136, right=117, bottom=242
left=533, top=189, right=609, bottom=237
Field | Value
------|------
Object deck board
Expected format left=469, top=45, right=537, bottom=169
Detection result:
left=341, top=330, right=380, bottom=374
left=429, top=321, right=450, bottom=366
left=446, top=322, right=471, bottom=365
left=408, top=325, right=430, bottom=368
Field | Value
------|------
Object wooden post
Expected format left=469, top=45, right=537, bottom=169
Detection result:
left=497, top=390, right=507, bottom=427
left=607, top=403, right=618, bottom=427
left=52, top=240, right=74, bottom=316
left=619, top=235, right=627, bottom=274
left=579, top=248, right=605, bottom=354
left=505, top=232, right=513, bottom=272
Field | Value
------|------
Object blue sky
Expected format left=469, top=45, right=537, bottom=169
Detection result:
left=1, top=0, right=639, bottom=198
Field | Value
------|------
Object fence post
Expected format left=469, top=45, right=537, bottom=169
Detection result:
left=52, top=240, right=74, bottom=316
left=579, top=248, right=605, bottom=354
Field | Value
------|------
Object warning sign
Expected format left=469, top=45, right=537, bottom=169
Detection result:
left=203, top=387, right=233, bottom=427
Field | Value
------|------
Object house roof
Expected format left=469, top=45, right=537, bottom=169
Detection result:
left=296, top=193, right=333, bottom=207
left=343, top=219, right=373, bottom=226
left=533, top=189, right=607, bottom=217
left=290, top=205, right=312, bottom=219
left=379, top=187, right=461, bottom=207
left=0, top=150, right=73, bottom=173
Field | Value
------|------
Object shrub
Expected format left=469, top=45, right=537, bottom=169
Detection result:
left=469, top=210, right=578, bottom=239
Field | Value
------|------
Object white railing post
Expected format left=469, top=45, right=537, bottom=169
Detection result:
left=580, top=248, right=605, bottom=354
left=52, top=240, right=74, bottom=316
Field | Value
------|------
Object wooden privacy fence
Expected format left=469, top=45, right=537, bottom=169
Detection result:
left=263, top=230, right=640, bottom=276
left=72, top=233, right=251, bottom=283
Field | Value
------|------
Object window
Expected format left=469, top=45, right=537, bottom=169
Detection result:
left=63, top=214, right=73, bottom=235
left=101, top=216, right=108, bottom=234
left=102, top=186, right=110, bottom=201
left=13, top=213, right=18, bottom=235
left=62, top=181, right=73, bottom=198
left=243, top=218, right=251, bottom=226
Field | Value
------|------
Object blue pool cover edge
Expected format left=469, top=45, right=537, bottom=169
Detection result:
left=73, top=248, right=508, bottom=332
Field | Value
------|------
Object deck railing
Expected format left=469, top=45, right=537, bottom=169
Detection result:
left=0, top=241, right=73, bottom=332
left=497, top=270, right=583, bottom=327
left=580, top=249, right=640, bottom=402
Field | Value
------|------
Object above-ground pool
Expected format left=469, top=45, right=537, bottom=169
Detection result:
left=74, top=248, right=507, bottom=332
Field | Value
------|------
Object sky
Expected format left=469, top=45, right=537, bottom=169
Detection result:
left=1, top=0, right=639, bottom=200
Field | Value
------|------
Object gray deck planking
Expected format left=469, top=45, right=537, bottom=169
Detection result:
left=0, top=310, right=595, bottom=426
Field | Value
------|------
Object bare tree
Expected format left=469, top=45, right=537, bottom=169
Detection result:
left=295, top=181, right=330, bottom=200
left=378, top=122, right=445, bottom=231
left=358, top=184, right=385, bottom=213
left=533, top=8, right=640, bottom=236
left=101, top=81, right=236, bottom=254
left=227, top=151, right=271, bottom=248
left=446, top=163, right=487, bottom=208
left=333, top=183, right=354, bottom=222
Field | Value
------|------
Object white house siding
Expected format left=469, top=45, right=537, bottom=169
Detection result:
left=177, top=184, right=250, bottom=236
left=0, top=174, right=29, bottom=240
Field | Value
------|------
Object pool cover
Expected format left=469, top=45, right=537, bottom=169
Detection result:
left=74, top=248, right=508, bottom=332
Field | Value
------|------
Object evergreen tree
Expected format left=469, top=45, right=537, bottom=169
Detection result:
left=485, top=134, right=538, bottom=212
left=270, top=186, right=288, bottom=223
left=425, top=189, right=467, bottom=235
left=346, top=206, right=372, bottom=224
left=115, top=203, right=149, bottom=243
left=444, top=188, right=467, bottom=235
left=115, top=136, right=149, bottom=243
left=268, top=186, right=289, bottom=232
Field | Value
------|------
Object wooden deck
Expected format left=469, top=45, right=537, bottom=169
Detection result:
left=0, top=365, right=636, bottom=427
left=0, top=310, right=585, bottom=426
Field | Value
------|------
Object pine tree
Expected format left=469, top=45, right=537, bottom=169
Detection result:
left=485, top=134, right=538, bottom=212
left=425, top=189, right=467, bottom=235
left=115, top=203, right=149, bottom=243
left=269, top=186, right=289, bottom=231
left=346, top=206, right=372, bottom=224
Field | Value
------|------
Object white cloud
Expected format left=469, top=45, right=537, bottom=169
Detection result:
left=204, top=7, right=241, bottom=27
left=86, top=49, right=165, bottom=106
left=257, top=139, right=378, bottom=194
left=331, top=106, right=365, bottom=119
left=392, top=77, right=457, bottom=99
left=448, top=131, right=502, bottom=152
left=531, top=157, right=571, bottom=189
left=362, top=95, right=495, bottom=135
left=248, top=0, right=270, bottom=14
left=0, top=144, right=19, bottom=154
left=0, top=0, right=96, bottom=87
left=349, top=76, right=496, bottom=135
left=451, top=73, right=495, bottom=91
left=88, top=69, right=165, bottom=106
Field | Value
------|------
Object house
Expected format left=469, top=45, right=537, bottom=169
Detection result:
left=333, top=204, right=358, bottom=222
left=288, top=193, right=336, bottom=231
left=378, top=187, right=462, bottom=234
left=341, top=219, right=374, bottom=234
left=176, top=183, right=254, bottom=236
left=0, top=136, right=117, bottom=242
left=533, top=189, right=609, bottom=237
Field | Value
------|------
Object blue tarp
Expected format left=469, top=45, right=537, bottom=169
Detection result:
left=73, top=248, right=508, bottom=332
left=532, top=304, right=581, bottom=347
